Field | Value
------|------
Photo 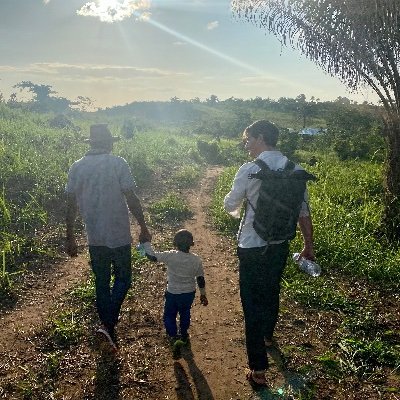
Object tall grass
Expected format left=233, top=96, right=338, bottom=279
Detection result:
left=210, top=154, right=400, bottom=381
left=1, top=108, right=242, bottom=294
left=211, top=155, right=400, bottom=287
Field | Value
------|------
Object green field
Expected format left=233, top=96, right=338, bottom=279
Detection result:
left=0, top=101, right=398, bottom=398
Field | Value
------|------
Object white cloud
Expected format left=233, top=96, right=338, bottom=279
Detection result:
left=206, top=20, right=219, bottom=31
left=77, top=0, right=151, bottom=23
left=0, top=62, right=188, bottom=80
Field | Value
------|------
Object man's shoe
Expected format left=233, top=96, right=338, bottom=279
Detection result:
left=96, top=325, right=118, bottom=354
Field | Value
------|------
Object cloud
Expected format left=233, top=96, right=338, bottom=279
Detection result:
left=0, top=62, right=188, bottom=80
left=206, top=20, right=219, bottom=31
left=239, top=75, right=283, bottom=86
left=77, top=0, right=151, bottom=23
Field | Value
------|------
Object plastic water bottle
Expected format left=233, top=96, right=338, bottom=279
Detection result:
left=292, top=253, right=321, bottom=277
left=136, top=243, right=146, bottom=257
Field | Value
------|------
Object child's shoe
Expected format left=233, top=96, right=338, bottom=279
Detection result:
left=180, top=334, right=190, bottom=346
left=169, top=336, right=185, bottom=359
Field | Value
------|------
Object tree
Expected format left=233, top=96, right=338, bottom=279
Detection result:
left=231, top=0, right=400, bottom=240
left=206, top=94, right=219, bottom=106
left=14, top=81, right=71, bottom=113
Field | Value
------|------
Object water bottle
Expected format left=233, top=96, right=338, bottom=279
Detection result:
left=136, top=242, right=154, bottom=257
left=136, top=243, right=146, bottom=257
left=292, top=253, right=321, bottom=277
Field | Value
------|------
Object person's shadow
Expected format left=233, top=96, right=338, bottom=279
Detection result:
left=243, top=342, right=311, bottom=399
left=93, top=351, right=121, bottom=400
left=173, top=343, right=214, bottom=400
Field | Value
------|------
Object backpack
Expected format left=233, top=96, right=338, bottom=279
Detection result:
left=247, top=159, right=317, bottom=242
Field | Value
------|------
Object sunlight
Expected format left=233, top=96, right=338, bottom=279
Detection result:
left=141, top=16, right=264, bottom=75
left=77, top=0, right=262, bottom=75
left=77, top=0, right=151, bottom=23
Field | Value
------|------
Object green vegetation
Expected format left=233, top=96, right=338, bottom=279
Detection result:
left=211, top=152, right=399, bottom=389
left=1, top=96, right=398, bottom=398
left=0, top=105, right=240, bottom=294
left=148, top=192, right=193, bottom=224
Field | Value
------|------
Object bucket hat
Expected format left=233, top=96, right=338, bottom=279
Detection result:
left=84, top=124, right=120, bottom=143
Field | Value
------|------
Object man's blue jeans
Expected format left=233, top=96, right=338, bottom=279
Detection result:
left=163, top=291, right=195, bottom=338
left=89, top=245, right=132, bottom=331
left=237, top=242, right=289, bottom=371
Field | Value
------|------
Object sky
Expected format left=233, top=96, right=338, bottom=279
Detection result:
left=0, top=0, right=378, bottom=109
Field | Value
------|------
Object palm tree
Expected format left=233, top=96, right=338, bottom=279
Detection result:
left=231, top=0, right=400, bottom=240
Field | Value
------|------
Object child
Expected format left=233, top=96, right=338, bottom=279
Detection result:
left=141, top=229, right=208, bottom=353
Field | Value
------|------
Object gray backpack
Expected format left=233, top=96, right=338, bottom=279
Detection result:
left=247, top=159, right=317, bottom=242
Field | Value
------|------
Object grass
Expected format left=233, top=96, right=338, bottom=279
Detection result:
left=211, top=154, right=400, bottom=287
left=170, top=165, right=202, bottom=189
left=148, top=192, right=193, bottom=224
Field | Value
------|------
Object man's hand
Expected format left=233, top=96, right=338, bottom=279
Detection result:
left=200, top=295, right=208, bottom=306
left=66, top=237, right=78, bottom=257
left=299, top=246, right=315, bottom=261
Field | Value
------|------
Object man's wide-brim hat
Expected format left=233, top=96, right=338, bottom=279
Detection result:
left=84, top=124, right=120, bottom=144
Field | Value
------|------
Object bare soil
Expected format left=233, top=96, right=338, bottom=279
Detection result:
left=0, top=166, right=398, bottom=400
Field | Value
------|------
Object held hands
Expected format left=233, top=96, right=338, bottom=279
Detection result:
left=200, top=295, right=208, bottom=306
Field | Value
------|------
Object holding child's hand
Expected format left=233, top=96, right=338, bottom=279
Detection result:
left=200, top=295, right=208, bottom=306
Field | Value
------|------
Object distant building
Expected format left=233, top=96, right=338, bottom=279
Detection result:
left=299, top=127, right=326, bottom=136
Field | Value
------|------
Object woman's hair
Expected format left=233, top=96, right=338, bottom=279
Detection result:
left=244, top=120, right=279, bottom=147
left=173, top=229, right=194, bottom=252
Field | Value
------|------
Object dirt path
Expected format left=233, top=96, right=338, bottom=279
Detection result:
left=0, top=255, right=90, bottom=393
left=0, top=165, right=317, bottom=400
left=154, top=166, right=255, bottom=400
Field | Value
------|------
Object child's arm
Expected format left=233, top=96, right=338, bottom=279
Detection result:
left=141, top=242, right=158, bottom=262
left=196, top=276, right=208, bottom=306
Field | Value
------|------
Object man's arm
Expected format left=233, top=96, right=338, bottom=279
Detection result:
left=124, top=189, right=152, bottom=242
left=66, top=192, right=78, bottom=257
left=223, top=165, right=248, bottom=218
left=298, top=214, right=315, bottom=261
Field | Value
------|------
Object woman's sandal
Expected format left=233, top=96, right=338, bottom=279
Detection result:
left=246, top=370, right=267, bottom=387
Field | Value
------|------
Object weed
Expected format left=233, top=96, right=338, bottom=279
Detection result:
left=337, top=337, right=400, bottom=377
left=171, top=165, right=202, bottom=188
left=49, top=311, right=82, bottom=348
left=282, top=268, right=358, bottom=313
left=70, top=280, right=96, bottom=309
left=315, top=352, right=342, bottom=379
left=46, top=351, right=62, bottom=378
left=148, top=193, right=193, bottom=224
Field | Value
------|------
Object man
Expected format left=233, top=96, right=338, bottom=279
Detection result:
left=65, top=124, right=151, bottom=351
left=224, top=120, right=315, bottom=386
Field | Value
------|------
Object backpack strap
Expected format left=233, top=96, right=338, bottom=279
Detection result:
left=249, top=158, right=294, bottom=180
left=248, top=158, right=269, bottom=180
left=247, top=159, right=271, bottom=212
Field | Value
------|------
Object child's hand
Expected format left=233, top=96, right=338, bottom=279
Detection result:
left=200, top=295, right=208, bottom=306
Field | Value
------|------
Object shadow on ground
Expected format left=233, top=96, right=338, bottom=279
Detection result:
left=247, top=343, right=313, bottom=399
left=173, top=342, right=215, bottom=400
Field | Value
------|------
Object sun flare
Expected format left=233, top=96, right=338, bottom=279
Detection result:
left=77, top=0, right=151, bottom=23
